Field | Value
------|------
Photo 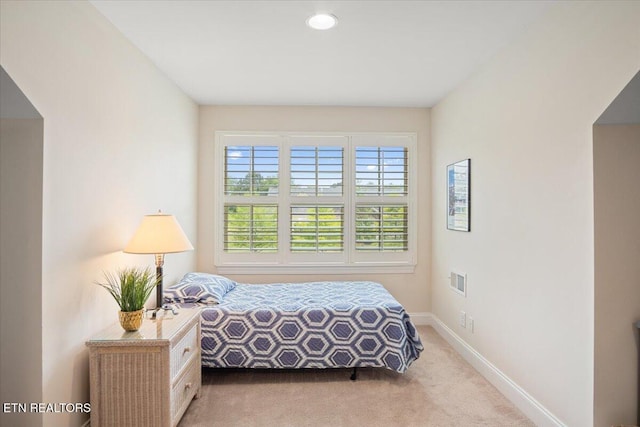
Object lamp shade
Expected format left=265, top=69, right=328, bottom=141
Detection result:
left=123, top=213, right=193, bottom=254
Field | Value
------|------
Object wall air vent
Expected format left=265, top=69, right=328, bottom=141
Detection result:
left=449, top=272, right=466, bottom=296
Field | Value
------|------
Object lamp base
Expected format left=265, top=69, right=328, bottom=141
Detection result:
left=148, top=305, right=179, bottom=319
left=155, top=257, right=164, bottom=310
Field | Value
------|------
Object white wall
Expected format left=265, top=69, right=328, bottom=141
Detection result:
left=0, top=2, right=198, bottom=426
left=430, top=2, right=640, bottom=426
left=198, top=106, right=431, bottom=313
left=0, top=118, right=44, bottom=427
left=594, top=124, right=640, bottom=427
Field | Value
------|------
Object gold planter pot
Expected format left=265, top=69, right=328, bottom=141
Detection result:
left=119, top=309, right=144, bottom=332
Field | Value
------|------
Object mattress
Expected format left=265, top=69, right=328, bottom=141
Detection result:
left=195, top=281, right=423, bottom=373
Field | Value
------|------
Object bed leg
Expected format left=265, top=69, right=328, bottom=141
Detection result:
left=350, top=367, right=357, bottom=381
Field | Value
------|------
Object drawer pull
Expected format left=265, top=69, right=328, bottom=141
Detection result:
left=185, top=382, right=192, bottom=390
left=182, top=346, right=191, bottom=355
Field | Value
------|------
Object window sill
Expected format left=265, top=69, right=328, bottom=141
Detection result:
left=215, top=263, right=416, bottom=276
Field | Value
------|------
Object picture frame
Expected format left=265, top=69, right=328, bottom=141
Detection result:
left=447, top=158, right=471, bottom=231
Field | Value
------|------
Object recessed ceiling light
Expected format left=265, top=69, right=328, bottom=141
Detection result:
left=306, top=13, right=338, bottom=30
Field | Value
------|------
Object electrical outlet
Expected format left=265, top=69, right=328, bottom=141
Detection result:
left=459, top=311, right=466, bottom=328
left=469, top=316, right=474, bottom=333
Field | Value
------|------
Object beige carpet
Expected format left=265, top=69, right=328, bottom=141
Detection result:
left=179, top=326, right=534, bottom=427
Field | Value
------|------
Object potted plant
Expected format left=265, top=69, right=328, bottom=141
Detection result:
left=96, top=267, right=158, bottom=331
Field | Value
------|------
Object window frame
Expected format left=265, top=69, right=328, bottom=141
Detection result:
left=214, top=131, right=417, bottom=274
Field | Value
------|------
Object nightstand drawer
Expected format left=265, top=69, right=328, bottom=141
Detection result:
left=171, top=356, right=200, bottom=422
left=170, top=321, right=198, bottom=379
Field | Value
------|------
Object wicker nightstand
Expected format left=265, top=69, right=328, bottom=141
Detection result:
left=86, top=308, right=201, bottom=427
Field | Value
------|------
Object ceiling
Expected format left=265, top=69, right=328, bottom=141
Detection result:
left=90, top=0, right=553, bottom=108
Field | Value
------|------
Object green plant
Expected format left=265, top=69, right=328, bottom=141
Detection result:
left=96, top=267, right=158, bottom=312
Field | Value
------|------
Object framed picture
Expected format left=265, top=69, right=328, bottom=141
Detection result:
left=447, top=158, right=470, bottom=231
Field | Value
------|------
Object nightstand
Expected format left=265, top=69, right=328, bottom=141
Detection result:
left=86, top=308, right=201, bottom=427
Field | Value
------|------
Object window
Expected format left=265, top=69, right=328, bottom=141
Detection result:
left=355, top=205, right=408, bottom=252
left=290, top=146, right=343, bottom=196
left=224, top=205, right=278, bottom=253
left=215, top=132, right=416, bottom=273
left=290, top=205, right=344, bottom=253
left=355, top=146, right=407, bottom=196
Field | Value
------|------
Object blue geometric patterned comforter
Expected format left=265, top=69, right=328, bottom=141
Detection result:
left=198, top=281, right=423, bottom=373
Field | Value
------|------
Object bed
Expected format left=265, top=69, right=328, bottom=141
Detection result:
left=165, top=273, right=423, bottom=375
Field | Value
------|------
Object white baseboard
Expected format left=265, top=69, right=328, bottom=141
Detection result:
left=416, top=312, right=566, bottom=427
left=407, top=312, right=433, bottom=325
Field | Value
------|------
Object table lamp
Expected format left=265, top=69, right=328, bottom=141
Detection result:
left=123, top=211, right=193, bottom=316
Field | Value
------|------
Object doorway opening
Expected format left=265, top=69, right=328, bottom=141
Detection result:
left=0, top=65, right=44, bottom=427
left=593, top=70, right=640, bottom=427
